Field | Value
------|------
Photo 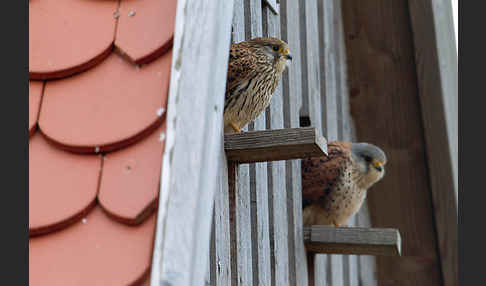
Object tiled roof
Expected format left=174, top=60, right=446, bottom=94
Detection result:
left=29, top=0, right=176, bottom=284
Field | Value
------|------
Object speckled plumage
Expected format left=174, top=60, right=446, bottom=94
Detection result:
left=224, top=37, right=291, bottom=134
left=301, top=141, right=387, bottom=227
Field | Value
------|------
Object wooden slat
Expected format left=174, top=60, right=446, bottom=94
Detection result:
left=247, top=1, right=271, bottom=285
left=212, top=151, right=232, bottom=286
left=150, top=1, right=234, bottom=285
left=407, top=1, right=458, bottom=286
left=356, top=204, right=379, bottom=286
left=263, top=0, right=278, bottom=15
left=341, top=1, right=445, bottom=285
left=263, top=3, right=290, bottom=286
left=280, top=0, right=308, bottom=285
left=230, top=1, right=253, bottom=285
left=224, top=127, right=327, bottom=163
left=299, top=0, right=322, bottom=136
left=304, top=226, right=402, bottom=256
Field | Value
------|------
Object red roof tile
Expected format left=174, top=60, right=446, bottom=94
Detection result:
left=115, top=0, right=177, bottom=64
left=29, top=0, right=117, bottom=80
left=29, top=132, right=101, bottom=236
left=38, top=51, right=171, bottom=153
left=29, top=81, right=43, bottom=137
left=99, top=122, right=166, bottom=224
left=29, top=207, right=156, bottom=286
left=29, top=0, right=176, bottom=284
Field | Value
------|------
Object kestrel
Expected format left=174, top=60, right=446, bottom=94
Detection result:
left=224, top=37, right=292, bottom=134
left=301, top=141, right=387, bottom=227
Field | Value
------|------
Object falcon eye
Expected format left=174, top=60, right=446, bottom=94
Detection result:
left=272, top=45, right=279, bottom=52
left=363, top=155, right=372, bottom=163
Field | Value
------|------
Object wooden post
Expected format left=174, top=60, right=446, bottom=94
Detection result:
left=408, top=1, right=458, bottom=285
left=149, top=1, right=234, bottom=285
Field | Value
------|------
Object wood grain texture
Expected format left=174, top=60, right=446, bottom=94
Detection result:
left=407, top=1, right=458, bottom=285
left=212, top=153, right=232, bottom=286
left=280, top=0, right=308, bottom=284
left=342, top=1, right=444, bottom=285
left=224, top=127, right=327, bottom=163
left=299, top=0, right=323, bottom=136
left=231, top=1, right=253, bottom=285
left=263, top=0, right=278, bottom=15
left=150, top=1, right=234, bottom=285
left=304, top=226, right=401, bottom=256
left=246, top=1, right=271, bottom=285
left=263, top=3, right=291, bottom=286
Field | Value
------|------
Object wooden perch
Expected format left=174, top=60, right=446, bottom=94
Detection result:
left=304, top=225, right=402, bottom=256
left=224, top=127, right=327, bottom=163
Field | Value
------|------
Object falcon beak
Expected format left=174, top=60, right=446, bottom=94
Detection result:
left=372, top=160, right=384, bottom=172
left=283, top=48, right=292, bottom=61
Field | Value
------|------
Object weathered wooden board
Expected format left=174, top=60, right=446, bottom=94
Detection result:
left=304, top=226, right=402, bottom=256
left=280, top=0, right=308, bottom=285
left=247, top=1, right=272, bottom=285
left=224, top=127, right=327, bottom=163
left=150, top=1, right=235, bottom=286
left=263, top=3, right=291, bottom=286
left=407, top=1, right=458, bottom=285
left=211, top=151, right=232, bottom=286
left=299, top=0, right=322, bottom=136
left=342, top=1, right=444, bottom=285
left=230, top=1, right=253, bottom=285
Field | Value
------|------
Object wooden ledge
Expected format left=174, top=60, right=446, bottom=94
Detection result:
left=304, top=225, right=401, bottom=256
left=224, top=127, right=327, bottom=163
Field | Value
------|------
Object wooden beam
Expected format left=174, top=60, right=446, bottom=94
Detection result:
left=304, top=226, right=402, bottom=257
left=150, top=1, right=234, bottom=285
left=224, top=127, right=327, bottom=163
left=407, top=1, right=458, bottom=285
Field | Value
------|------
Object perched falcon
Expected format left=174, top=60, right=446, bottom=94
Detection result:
left=301, top=141, right=387, bottom=227
left=224, top=37, right=292, bottom=134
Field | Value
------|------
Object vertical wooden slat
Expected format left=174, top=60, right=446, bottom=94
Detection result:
left=262, top=2, right=290, bottom=286
left=231, top=1, right=253, bottom=285
left=341, top=1, right=444, bottom=285
left=356, top=204, right=379, bottom=286
left=212, top=152, right=232, bottom=286
left=280, top=0, right=308, bottom=285
left=246, top=1, right=271, bottom=285
left=299, top=0, right=322, bottom=135
left=314, top=0, right=350, bottom=285
left=150, top=1, right=234, bottom=285
left=407, top=1, right=458, bottom=285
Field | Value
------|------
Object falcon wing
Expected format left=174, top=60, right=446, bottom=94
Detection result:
left=301, top=142, right=351, bottom=209
left=225, top=43, right=258, bottom=101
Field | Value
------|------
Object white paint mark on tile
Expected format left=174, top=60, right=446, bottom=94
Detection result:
left=157, top=107, right=165, bottom=117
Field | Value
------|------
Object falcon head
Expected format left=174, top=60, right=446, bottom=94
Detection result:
left=246, top=37, right=292, bottom=73
left=350, top=142, right=387, bottom=189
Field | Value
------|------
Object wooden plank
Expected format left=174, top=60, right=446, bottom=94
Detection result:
left=341, top=1, right=444, bottom=285
left=230, top=1, right=253, bottom=285
left=212, top=153, right=232, bottom=286
left=263, top=3, right=290, bottom=286
left=407, top=1, right=458, bottom=286
left=280, top=0, right=308, bottom=285
left=299, top=0, right=322, bottom=136
left=355, top=203, right=378, bottom=286
left=224, top=127, right=327, bottom=163
left=246, top=1, right=271, bottom=285
left=149, top=1, right=234, bottom=285
left=304, top=226, right=402, bottom=256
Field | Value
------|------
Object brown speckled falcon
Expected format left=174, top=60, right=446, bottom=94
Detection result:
left=224, top=37, right=292, bottom=134
left=301, top=141, right=387, bottom=227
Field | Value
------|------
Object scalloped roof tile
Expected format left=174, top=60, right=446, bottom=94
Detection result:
left=29, top=0, right=176, bottom=284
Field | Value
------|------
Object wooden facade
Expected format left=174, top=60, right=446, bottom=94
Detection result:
left=150, top=0, right=457, bottom=286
